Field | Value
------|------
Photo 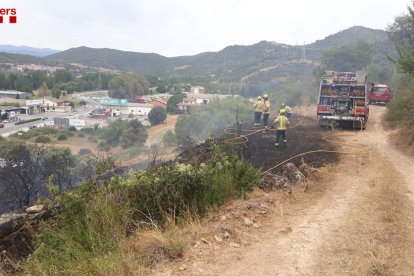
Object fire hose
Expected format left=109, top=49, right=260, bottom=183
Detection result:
left=221, top=115, right=358, bottom=174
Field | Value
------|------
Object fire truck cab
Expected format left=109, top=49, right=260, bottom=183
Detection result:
left=317, top=70, right=369, bottom=130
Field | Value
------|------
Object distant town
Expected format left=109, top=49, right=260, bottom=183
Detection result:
left=0, top=86, right=235, bottom=137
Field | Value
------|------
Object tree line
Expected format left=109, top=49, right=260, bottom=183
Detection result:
left=0, top=69, right=116, bottom=97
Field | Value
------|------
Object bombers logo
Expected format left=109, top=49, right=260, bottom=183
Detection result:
left=0, top=8, right=17, bottom=24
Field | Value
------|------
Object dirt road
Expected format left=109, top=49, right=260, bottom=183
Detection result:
left=156, top=105, right=414, bottom=275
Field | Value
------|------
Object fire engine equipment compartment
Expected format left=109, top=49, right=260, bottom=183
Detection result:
left=317, top=70, right=369, bottom=129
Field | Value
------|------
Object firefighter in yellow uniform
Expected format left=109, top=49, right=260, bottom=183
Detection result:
left=272, top=109, right=289, bottom=147
left=253, top=96, right=264, bottom=127
left=262, top=94, right=271, bottom=128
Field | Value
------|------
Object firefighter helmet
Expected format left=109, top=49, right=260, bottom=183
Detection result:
left=280, top=109, right=286, bottom=115
left=263, top=94, right=269, bottom=99
left=281, top=103, right=286, bottom=108
left=257, top=96, right=262, bottom=100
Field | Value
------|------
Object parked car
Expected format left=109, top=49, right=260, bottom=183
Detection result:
left=89, top=108, right=109, bottom=116
left=0, top=123, right=4, bottom=128
left=368, top=84, right=392, bottom=105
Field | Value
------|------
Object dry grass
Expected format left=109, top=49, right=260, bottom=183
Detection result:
left=146, top=115, right=179, bottom=146
left=54, top=136, right=100, bottom=154
left=0, top=98, right=27, bottom=106
left=293, top=104, right=316, bottom=118
left=121, top=226, right=187, bottom=275
left=388, top=127, right=414, bottom=156
left=0, top=259, right=7, bottom=275
left=312, top=161, right=414, bottom=275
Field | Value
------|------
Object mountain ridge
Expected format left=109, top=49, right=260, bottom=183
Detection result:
left=0, top=26, right=395, bottom=86
left=0, top=45, right=60, bottom=57
left=42, top=26, right=391, bottom=75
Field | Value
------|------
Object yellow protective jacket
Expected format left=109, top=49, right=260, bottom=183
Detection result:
left=263, top=101, right=271, bottom=114
left=273, top=115, right=289, bottom=130
left=253, top=100, right=264, bottom=112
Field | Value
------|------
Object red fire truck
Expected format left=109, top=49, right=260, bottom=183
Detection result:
left=317, top=71, right=369, bottom=130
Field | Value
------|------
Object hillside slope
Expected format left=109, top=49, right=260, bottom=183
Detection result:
left=0, top=26, right=396, bottom=96
left=41, top=26, right=394, bottom=78
left=0, top=52, right=41, bottom=64
left=45, top=46, right=179, bottom=74
left=310, top=26, right=388, bottom=50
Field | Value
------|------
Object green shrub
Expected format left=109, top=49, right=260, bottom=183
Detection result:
left=78, top=133, right=85, bottom=137
left=88, top=136, right=98, bottom=143
left=98, top=142, right=111, bottom=151
left=162, top=130, right=177, bottom=147
left=125, top=145, right=260, bottom=221
left=57, top=134, right=68, bottom=141
left=79, top=148, right=92, bottom=155
left=81, top=127, right=95, bottom=134
left=385, top=89, right=414, bottom=127
left=68, top=126, right=77, bottom=131
left=116, top=145, right=146, bottom=160
left=59, top=130, right=75, bottom=137
left=34, top=136, right=52, bottom=143
left=23, top=145, right=260, bottom=274
left=16, top=127, right=59, bottom=140
left=100, top=119, right=147, bottom=149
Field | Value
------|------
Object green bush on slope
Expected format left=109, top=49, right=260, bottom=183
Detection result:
left=24, top=145, right=260, bottom=275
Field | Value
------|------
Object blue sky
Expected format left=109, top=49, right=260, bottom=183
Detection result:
left=0, top=0, right=410, bottom=56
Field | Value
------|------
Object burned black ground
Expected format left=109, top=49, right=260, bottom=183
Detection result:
left=220, top=114, right=340, bottom=174
left=179, top=114, right=340, bottom=174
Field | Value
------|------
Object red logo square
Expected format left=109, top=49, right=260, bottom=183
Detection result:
left=9, top=16, right=16, bottom=23
left=0, top=16, right=3, bottom=23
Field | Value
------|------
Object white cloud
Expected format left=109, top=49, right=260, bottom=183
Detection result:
left=0, top=0, right=410, bottom=56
